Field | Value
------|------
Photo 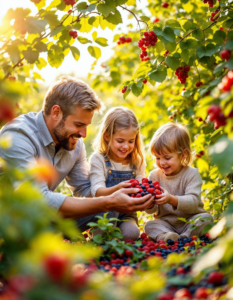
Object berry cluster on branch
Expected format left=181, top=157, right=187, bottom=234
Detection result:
left=69, top=30, right=78, bottom=39
left=117, top=36, right=132, bottom=45
left=207, top=104, right=227, bottom=129
left=196, top=81, right=203, bottom=87
left=138, top=31, right=158, bottom=62
left=210, top=10, right=220, bottom=22
left=203, top=0, right=214, bottom=8
left=175, top=66, right=190, bottom=84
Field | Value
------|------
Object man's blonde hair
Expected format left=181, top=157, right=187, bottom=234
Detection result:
left=43, top=76, right=102, bottom=118
left=93, top=106, right=144, bottom=168
left=150, top=123, right=193, bottom=166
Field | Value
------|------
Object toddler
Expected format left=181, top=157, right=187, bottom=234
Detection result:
left=145, top=123, right=212, bottom=242
left=89, top=106, right=146, bottom=240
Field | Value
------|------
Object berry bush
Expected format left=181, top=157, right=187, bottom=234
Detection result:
left=0, top=0, right=233, bottom=299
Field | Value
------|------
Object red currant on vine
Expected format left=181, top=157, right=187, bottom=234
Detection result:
left=69, top=30, right=78, bottom=39
left=162, top=2, right=169, bottom=8
left=220, top=49, right=231, bottom=61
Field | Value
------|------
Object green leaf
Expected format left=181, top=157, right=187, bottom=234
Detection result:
left=88, top=16, right=97, bottom=25
left=165, top=42, right=176, bottom=52
left=225, top=40, right=233, bottom=50
left=47, top=45, right=64, bottom=68
left=25, top=17, right=47, bottom=34
left=153, top=25, right=163, bottom=36
left=36, top=57, right=47, bottom=70
left=196, top=44, right=217, bottom=58
left=131, top=83, right=143, bottom=96
left=213, top=30, right=226, bottom=44
left=192, top=29, right=203, bottom=41
left=79, top=17, right=93, bottom=33
left=6, top=45, right=20, bottom=65
left=50, top=26, right=64, bottom=37
left=165, top=56, right=180, bottom=70
left=163, top=27, right=176, bottom=42
left=115, top=0, right=128, bottom=4
left=87, top=222, right=98, bottom=227
left=209, top=137, right=233, bottom=175
left=226, top=58, right=233, bottom=70
left=180, top=38, right=198, bottom=50
left=140, top=16, right=150, bottom=22
left=22, top=48, right=39, bottom=64
left=88, top=46, right=101, bottom=59
left=213, top=62, right=226, bottom=74
left=77, top=36, right=92, bottom=44
left=95, top=37, right=108, bottom=47
left=97, top=1, right=116, bottom=17
left=93, top=234, right=103, bottom=244
left=105, top=10, right=122, bottom=25
left=77, top=2, right=96, bottom=13
left=34, top=41, right=47, bottom=52
left=32, top=72, right=44, bottom=81
left=181, top=49, right=190, bottom=64
left=148, top=65, right=167, bottom=82
left=165, top=19, right=181, bottom=28
left=70, top=46, right=80, bottom=61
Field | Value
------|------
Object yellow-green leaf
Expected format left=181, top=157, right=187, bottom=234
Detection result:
left=88, top=46, right=101, bottom=59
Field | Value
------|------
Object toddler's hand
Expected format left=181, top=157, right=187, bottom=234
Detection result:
left=117, top=180, right=132, bottom=190
left=154, top=187, right=172, bottom=205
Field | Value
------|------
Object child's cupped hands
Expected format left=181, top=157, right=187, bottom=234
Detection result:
left=154, top=187, right=172, bottom=205
left=117, top=180, right=132, bottom=190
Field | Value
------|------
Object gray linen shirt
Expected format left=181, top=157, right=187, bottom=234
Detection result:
left=0, top=111, right=91, bottom=210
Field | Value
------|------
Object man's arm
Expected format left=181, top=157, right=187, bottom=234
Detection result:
left=59, top=188, right=155, bottom=218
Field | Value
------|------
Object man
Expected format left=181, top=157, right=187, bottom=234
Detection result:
left=0, top=76, right=154, bottom=232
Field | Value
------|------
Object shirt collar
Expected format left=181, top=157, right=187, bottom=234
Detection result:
left=36, top=110, right=54, bottom=147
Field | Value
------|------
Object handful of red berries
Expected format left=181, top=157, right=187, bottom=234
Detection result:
left=128, top=178, right=163, bottom=198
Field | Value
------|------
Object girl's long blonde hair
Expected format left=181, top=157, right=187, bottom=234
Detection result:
left=93, top=106, right=144, bottom=168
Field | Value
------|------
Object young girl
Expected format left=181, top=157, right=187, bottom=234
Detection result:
left=145, top=123, right=212, bottom=242
left=89, top=106, right=145, bottom=241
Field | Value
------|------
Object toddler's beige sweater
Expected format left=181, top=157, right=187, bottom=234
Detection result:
left=145, top=166, right=206, bottom=225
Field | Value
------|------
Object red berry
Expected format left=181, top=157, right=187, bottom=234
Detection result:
left=153, top=18, right=160, bottom=23
left=174, top=288, right=192, bottom=300
left=195, top=287, right=209, bottom=299
left=158, top=293, right=173, bottom=300
left=142, top=79, right=147, bottom=84
left=141, top=233, right=147, bottom=239
left=44, top=255, right=68, bottom=282
left=169, top=116, right=173, bottom=120
left=68, top=9, right=72, bottom=13
left=162, top=2, right=169, bottom=8
left=220, top=27, right=224, bottom=31
left=220, top=49, right=231, bottom=61
left=125, top=250, right=133, bottom=257
left=208, top=271, right=224, bottom=285
left=198, top=117, right=203, bottom=122
left=176, top=267, right=186, bottom=274
left=122, top=86, right=127, bottom=93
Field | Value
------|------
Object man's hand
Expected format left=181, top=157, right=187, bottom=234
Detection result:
left=155, top=187, right=178, bottom=207
left=108, top=187, right=155, bottom=214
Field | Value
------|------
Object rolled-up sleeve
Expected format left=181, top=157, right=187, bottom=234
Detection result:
left=65, top=140, right=91, bottom=198
left=89, top=153, right=106, bottom=197
left=0, top=131, right=66, bottom=210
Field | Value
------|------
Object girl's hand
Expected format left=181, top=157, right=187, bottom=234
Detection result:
left=155, top=187, right=178, bottom=207
left=117, top=180, right=132, bottom=190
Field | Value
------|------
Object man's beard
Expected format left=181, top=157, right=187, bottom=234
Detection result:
left=53, top=119, right=81, bottom=151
